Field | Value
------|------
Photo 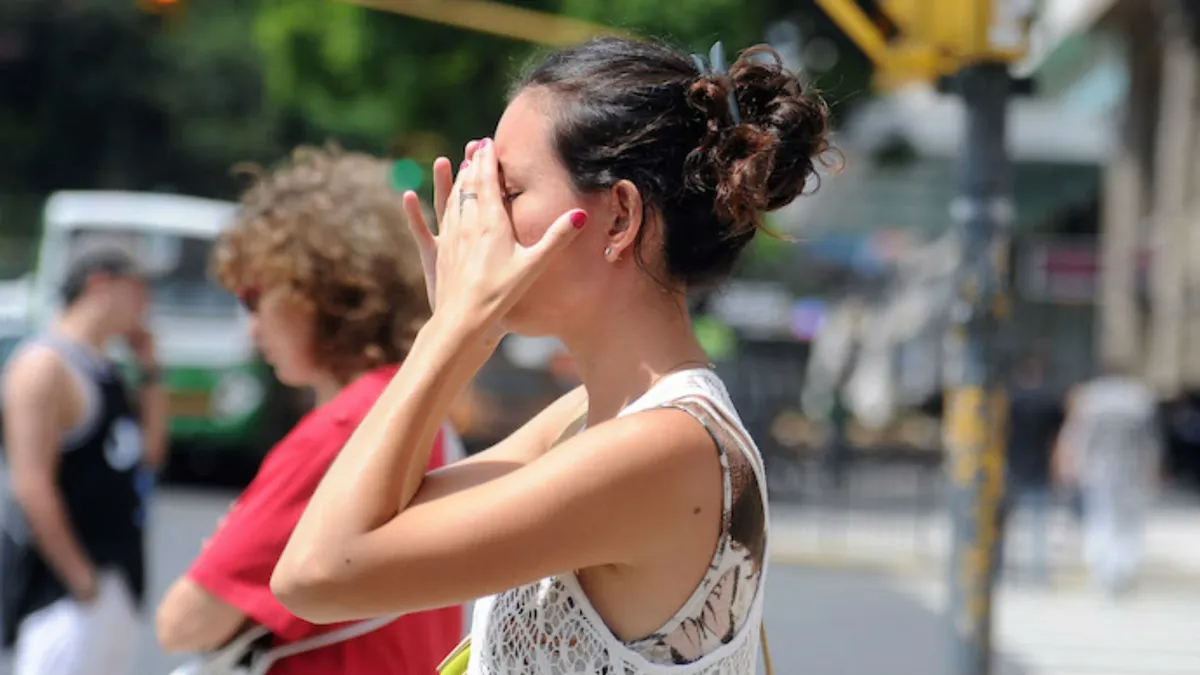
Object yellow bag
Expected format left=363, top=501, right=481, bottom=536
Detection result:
left=435, top=635, right=471, bottom=675
left=436, top=623, right=774, bottom=675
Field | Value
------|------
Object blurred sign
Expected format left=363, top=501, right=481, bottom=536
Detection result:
left=1016, top=238, right=1150, bottom=304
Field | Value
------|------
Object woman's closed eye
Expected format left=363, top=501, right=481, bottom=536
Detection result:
left=503, top=189, right=523, bottom=203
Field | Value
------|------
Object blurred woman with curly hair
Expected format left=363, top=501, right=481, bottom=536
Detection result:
left=154, top=145, right=463, bottom=675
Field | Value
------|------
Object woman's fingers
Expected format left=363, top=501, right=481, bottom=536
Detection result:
left=471, top=139, right=505, bottom=212
left=443, top=140, right=482, bottom=228
left=432, top=157, right=453, bottom=228
left=443, top=149, right=480, bottom=239
left=403, top=191, right=439, bottom=309
left=522, top=208, right=588, bottom=273
left=403, top=191, right=437, bottom=252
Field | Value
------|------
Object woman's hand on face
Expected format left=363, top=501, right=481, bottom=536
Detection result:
left=404, top=138, right=588, bottom=343
left=403, top=139, right=482, bottom=313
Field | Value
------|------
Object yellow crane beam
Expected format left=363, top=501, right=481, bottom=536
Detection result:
left=813, top=0, right=892, bottom=66
left=815, top=0, right=1030, bottom=86
left=339, top=0, right=633, bottom=48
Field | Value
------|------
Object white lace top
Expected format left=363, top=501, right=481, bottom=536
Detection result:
left=466, top=368, right=771, bottom=674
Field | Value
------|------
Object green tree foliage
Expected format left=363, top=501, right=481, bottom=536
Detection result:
left=250, top=0, right=772, bottom=164
left=253, top=0, right=532, bottom=161
left=0, top=0, right=869, bottom=223
left=0, top=0, right=292, bottom=222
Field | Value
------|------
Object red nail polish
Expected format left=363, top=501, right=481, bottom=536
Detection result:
left=570, top=210, right=588, bottom=228
left=479, top=138, right=490, bottom=148
left=460, top=160, right=469, bottom=170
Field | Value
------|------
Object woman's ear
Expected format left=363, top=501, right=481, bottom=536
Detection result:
left=604, top=179, right=643, bottom=262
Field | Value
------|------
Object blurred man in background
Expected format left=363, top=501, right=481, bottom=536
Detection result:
left=1055, top=363, right=1163, bottom=596
left=1, top=248, right=167, bottom=675
left=1000, top=352, right=1064, bottom=585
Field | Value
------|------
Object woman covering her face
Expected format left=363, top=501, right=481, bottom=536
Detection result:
left=273, top=38, right=832, bottom=674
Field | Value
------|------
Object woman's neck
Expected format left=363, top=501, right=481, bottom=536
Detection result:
left=561, top=289, right=711, bottom=427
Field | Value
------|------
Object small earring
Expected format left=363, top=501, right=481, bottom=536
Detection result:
left=604, top=245, right=613, bottom=258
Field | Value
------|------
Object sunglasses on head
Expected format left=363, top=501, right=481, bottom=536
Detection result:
left=236, top=287, right=261, bottom=313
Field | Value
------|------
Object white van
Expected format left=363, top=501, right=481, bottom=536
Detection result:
left=0, top=274, right=32, bottom=367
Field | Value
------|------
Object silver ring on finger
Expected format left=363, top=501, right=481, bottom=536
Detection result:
left=458, top=191, right=479, bottom=216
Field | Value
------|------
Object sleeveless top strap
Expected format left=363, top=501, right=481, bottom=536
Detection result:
left=38, top=335, right=112, bottom=381
left=5, top=335, right=107, bottom=450
left=621, top=390, right=768, bottom=665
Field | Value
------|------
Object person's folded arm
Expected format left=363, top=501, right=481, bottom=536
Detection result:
left=156, top=577, right=247, bottom=653
left=160, top=435, right=336, bottom=651
left=271, top=318, right=719, bottom=624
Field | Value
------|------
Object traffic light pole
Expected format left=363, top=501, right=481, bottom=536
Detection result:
left=943, top=61, right=1012, bottom=675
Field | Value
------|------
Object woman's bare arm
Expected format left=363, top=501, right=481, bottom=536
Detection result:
left=271, top=320, right=719, bottom=624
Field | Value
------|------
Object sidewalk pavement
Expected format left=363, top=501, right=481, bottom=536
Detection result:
left=898, top=575, right=1200, bottom=675
left=766, top=499, right=1200, bottom=589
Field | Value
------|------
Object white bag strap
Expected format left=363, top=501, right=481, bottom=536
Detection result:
left=166, top=624, right=271, bottom=675
left=248, top=615, right=400, bottom=675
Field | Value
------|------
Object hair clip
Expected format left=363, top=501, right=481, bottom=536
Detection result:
left=691, top=40, right=742, bottom=125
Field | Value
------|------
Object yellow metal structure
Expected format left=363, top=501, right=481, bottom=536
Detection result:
left=340, top=0, right=632, bottom=47
left=815, top=0, right=1032, bottom=84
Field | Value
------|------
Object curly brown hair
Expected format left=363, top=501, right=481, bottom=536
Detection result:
left=212, top=144, right=430, bottom=383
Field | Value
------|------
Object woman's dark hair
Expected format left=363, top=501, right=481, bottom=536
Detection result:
left=513, top=37, right=833, bottom=288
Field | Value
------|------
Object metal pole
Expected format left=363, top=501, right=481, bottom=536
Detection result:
left=944, top=60, right=1011, bottom=675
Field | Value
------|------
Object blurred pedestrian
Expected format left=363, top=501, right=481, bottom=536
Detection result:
left=270, top=37, right=830, bottom=674
left=1054, top=363, right=1163, bottom=596
left=154, top=145, right=463, bottom=674
left=998, top=353, right=1064, bottom=585
left=1, top=247, right=168, bottom=675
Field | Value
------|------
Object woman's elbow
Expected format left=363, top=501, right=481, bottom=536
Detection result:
left=154, top=606, right=189, bottom=653
left=270, top=555, right=345, bottom=624
left=155, top=598, right=226, bottom=653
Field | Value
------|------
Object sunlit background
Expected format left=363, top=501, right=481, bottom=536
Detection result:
left=1, top=0, right=1198, bottom=673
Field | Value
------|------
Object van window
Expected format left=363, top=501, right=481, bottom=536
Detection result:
left=149, top=236, right=236, bottom=317
left=62, top=229, right=236, bottom=317
left=0, top=334, right=20, bottom=368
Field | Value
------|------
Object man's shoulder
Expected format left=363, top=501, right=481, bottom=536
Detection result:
left=2, top=342, right=72, bottom=396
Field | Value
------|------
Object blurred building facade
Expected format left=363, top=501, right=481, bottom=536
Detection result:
left=1029, top=0, right=1200, bottom=397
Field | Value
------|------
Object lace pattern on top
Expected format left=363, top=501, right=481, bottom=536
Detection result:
left=467, top=369, right=770, bottom=675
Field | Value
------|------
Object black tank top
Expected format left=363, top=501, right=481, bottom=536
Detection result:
left=1, top=337, right=148, bottom=647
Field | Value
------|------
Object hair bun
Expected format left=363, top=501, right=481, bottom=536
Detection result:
left=685, top=46, right=832, bottom=235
